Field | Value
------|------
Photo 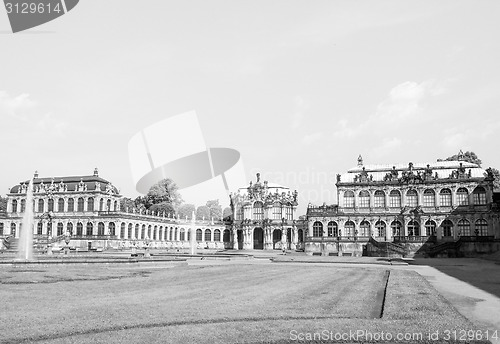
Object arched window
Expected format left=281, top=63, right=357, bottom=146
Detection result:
left=312, top=221, right=323, bottom=237
left=389, top=190, right=401, bottom=208
left=57, top=223, right=64, bottom=236
left=98, top=222, right=105, bottom=236
left=196, top=228, right=203, bottom=241
left=114, top=201, right=118, bottom=211
left=20, top=199, right=26, bottom=212
left=424, top=220, right=436, bottom=236
left=223, top=229, right=230, bottom=243
left=37, top=222, right=43, bottom=235
left=153, top=226, right=158, bottom=240
left=406, top=190, right=418, bottom=207
left=48, top=199, right=54, bottom=212
left=204, top=229, right=211, bottom=241
left=327, top=221, right=338, bottom=237
left=374, top=190, right=385, bottom=208
left=360, top=220, right=370, bottom=236
left=11, top=223, right=16, bottom=237
left=86, top=222, right=93, bottom=236
left=109, top=222, right=116, bottom=236
left=67, top=222, right=73, bottom=236
left=128, top=223, right=133, bottom=239
left=58, top=198, right=64, bottom=212
left=77, top=198, right=84, bottom=212
left=68, top=198, right=74, bottom=212
left=359, top=190, right=370, bottom=208
left=38, top=199, right=44, bottom=212
left=77, top=222, right=83, bottom=236
left=441, top=220, right=453, bottom=237
left=169, top=227, right=174, bottom=241
left=253, top=202, right=263, bottom=220
left=12, top=199, right=18, bottom=213
left=456, top=188, right=469, bottom=206
left=99, top=198, right=104, bottom=211
left=87, top=198, right=94, bottom=212
left=273, top=202, right=282, bottom=220
left=475, top=219, right=488, bottom=236
left=141, top=224, right=146, bottom=239
left=458, top=219, right=470, bottom=236
left=107, top=199, right=111, bottom=211
left=439, top=189, right=452, bottom=207
left=179, top=228, right=185, bottom=241
left=214, top=229, right=221, bottom=241
left=473, top=187, right=487, bottom=205
left=408, top=220, right=419, bottom=236
left=344, top=221, right=355, bottom=237
left=423, top=189, right=435, bottom=207
left=344, top=190, right=355, bottom=208
left=148, top=225, right=152, bottom=239
left=135, top=224, right=139, bottom=239
left=298, top=229, right=304, bottom=242
left=120, top=223, right=126, bottom=238
left=375, top=221, right=386, bottom=238
left=0, top=223, right=3, bottom=236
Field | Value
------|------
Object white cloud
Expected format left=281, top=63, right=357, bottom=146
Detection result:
left=291, top=95, right=309, bottom=130
left=302, top=132, right=323, bottom=145
left=0, top=91, right=36, bottom=119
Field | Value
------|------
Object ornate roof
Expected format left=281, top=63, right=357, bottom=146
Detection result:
left=232, top=173, right=298, bottom=206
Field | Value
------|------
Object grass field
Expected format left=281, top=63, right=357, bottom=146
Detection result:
left=0, top=261, right=488, bottom=344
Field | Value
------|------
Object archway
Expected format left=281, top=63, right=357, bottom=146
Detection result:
left=237, top=229, right=243, bottom=250
left=273, top=229, right=282, bottom=249
left=253, top=227, right=264, bottom=249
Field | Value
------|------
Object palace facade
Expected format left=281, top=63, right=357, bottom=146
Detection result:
left=0, top=169, right=228, bottom=252
left=306, top=152, right=500, bottom=257
left=230, top=173, right=302, bottom=250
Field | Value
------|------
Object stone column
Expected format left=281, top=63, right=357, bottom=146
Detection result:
left=291, top=226, right=298, bottom=250
left=232, top=227, right=239, bottom=250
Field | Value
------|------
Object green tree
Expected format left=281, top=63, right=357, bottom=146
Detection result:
left=119, top=197, right=136, bottom=212
left=490, top=168, right=500, bottom=190
left=196, top=205, right=210, bottom=220
left=150, top=202, right=176, bottom=216
left=0, top=196, right=7, bottom=213
left=206, top=199, right=222, bottom=220
left=135, top=178, right=183, bottom=211
left=178, top=203, right=196, bottom=220
left=440, top=151, right=482, bottom=166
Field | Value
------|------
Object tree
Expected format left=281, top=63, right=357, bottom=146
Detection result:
left=223, top=207, right=232, bottom=219
left=196, top=205, right=210, bottom=220
left=119, top=197, right=136, bottom=212
left=150, top=202, right=175, bottom=216
left=135, top=178, right=183, bottom=211
left=440, top=151, right=482, bottom=166
left=178, top=203, right=196, bottom=220
left=490, top=168, right=500, bottom=190
left=0, top=196, right=6, bottom=213
left=206, top=199, right=222, bottom=220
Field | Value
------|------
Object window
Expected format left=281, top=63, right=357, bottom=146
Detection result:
left=327, top=221, right=338, bottom=237
left=98, top=222, right=105, bottom=236
left=12, top=199, right=18, bottom=213
left=473, top=187, right=487, bottom=205
left=458, top=219, right=470, bottom=236
left=68, top=198, right=74, bottom=212
left=406, top=190, right=418, bottom=207
left=169, top=227, right=174, bottom=241
left=253, top=201, right=263, bottom=220
left=67, top=222, right=73, bottom=236
left=48, top=198, right=54, bottom=212
left=109, top=222, right=116, bottom=236
left=273, top=203, right=282, bottom=220
left=58, top=198, right=64, bottom=212
left=408, top=220, right=419, bottom=236
left=37, top=222, right=43, bottom=235
left=77, top=198, right=84, bottom=212
left=375, top=221, right=386, bottom=237
left=424, top=220, right=436, bottom=236
left=107, top=199, right=111, bottom=211
left=475, top=219, right=488, bottom=236
left=204, top=229, right=211, bottom=241
left=135, top=224, right=139, bottom=239
left=0, top=223, right=3, bottom=235
left=120, top=223, right=126, bottom=238
left=57, top=223, right=64, bottom=236
left=391, top=221, right=402, bottom=237
left=441, top=220, right=453, bottom=237
left=423, top=189, right=435, bottom=207
left=359, top=190, right=370, bottom=208
left=312, top=221, right=323, bottom=237
left=214, top=229, right=221, bottom=241
left=153, top=226, right=158, bottom=240
left=38, top=199, right=44, bottom=212
left=360, top=221, right=370, bottom=236
left=196, top=229, right=202, bottom=241
left=148, top=225, right=152, bottom=238
left=456, top=188, right=469, bottom=206
left=344, top=221, right=355, bottom=237
left=20, top=200, right=26, bottom=212
left=77, top=222, right=83, bottom=236
left=180, top=228, right=185, bottom=241
left=141, top=225, right=145, bottom=239
left=389, top=190, right=401, bottom=208
left=439, top=189, right=452, bottom=207
left=128, top=224, right=133, bottom=239
left=374, top=190, right=385, bottom=208
left=86, top=222, right=93, bottom=236
left=87, top=198, right=94, bottom=212
left=344, top=190, right=355, bottom=208
left=285, top=206, right=293, bottom=221
left=99, top=198, right=104, bottom=211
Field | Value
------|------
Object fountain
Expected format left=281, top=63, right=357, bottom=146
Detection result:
left=17, top=179, right=34, bottom=260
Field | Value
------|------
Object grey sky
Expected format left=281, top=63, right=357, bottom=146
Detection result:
left=1, top=1, right=499, bottom=214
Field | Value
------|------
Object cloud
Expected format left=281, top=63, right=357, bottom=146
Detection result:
left=302, top=132, right=323, bottom=145
left=0, top=91, right=36, bottom=119
left=291, top=95, right=309, bottom=130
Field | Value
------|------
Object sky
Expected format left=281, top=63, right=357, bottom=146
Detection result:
left=1, top=0, right=500, bottom=215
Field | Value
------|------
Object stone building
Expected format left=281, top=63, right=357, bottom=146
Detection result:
left=229, top=173, right=302, bottom=250
left=306, top=152, right=500, bottom=256
left=0, top=169, right=227, bottom=252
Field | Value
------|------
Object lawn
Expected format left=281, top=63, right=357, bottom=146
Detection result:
left=0, top=261, right=488, bottom=344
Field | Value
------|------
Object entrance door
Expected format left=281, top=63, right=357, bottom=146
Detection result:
left=237, top=230, right=243, bottom=250
left=273, top=229, right=282, bottom=249
left=287, top=228, right=292, bottom=249
left=253, top=227, right=264, bottom=249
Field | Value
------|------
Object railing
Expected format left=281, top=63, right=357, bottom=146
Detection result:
left=457, top=235, right=495, bottom=242
left=306, top=236, right=371, bottom=242
left=70, top=235, right=118, bottom=240
left=393, top=235, right=436, bottom=243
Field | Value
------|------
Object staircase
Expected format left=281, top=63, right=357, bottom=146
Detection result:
left=427, top=240, right=462, bottom=257
left=367, top=237, right=408, bottom=257
left=2, top=236, right=19, bottom=251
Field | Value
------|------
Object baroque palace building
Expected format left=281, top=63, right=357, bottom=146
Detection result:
left=0, top=169, right=228, bottom=252
left=306, top=152, right=500, bottom=257
left=230, top=173, right=302, bottom=250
